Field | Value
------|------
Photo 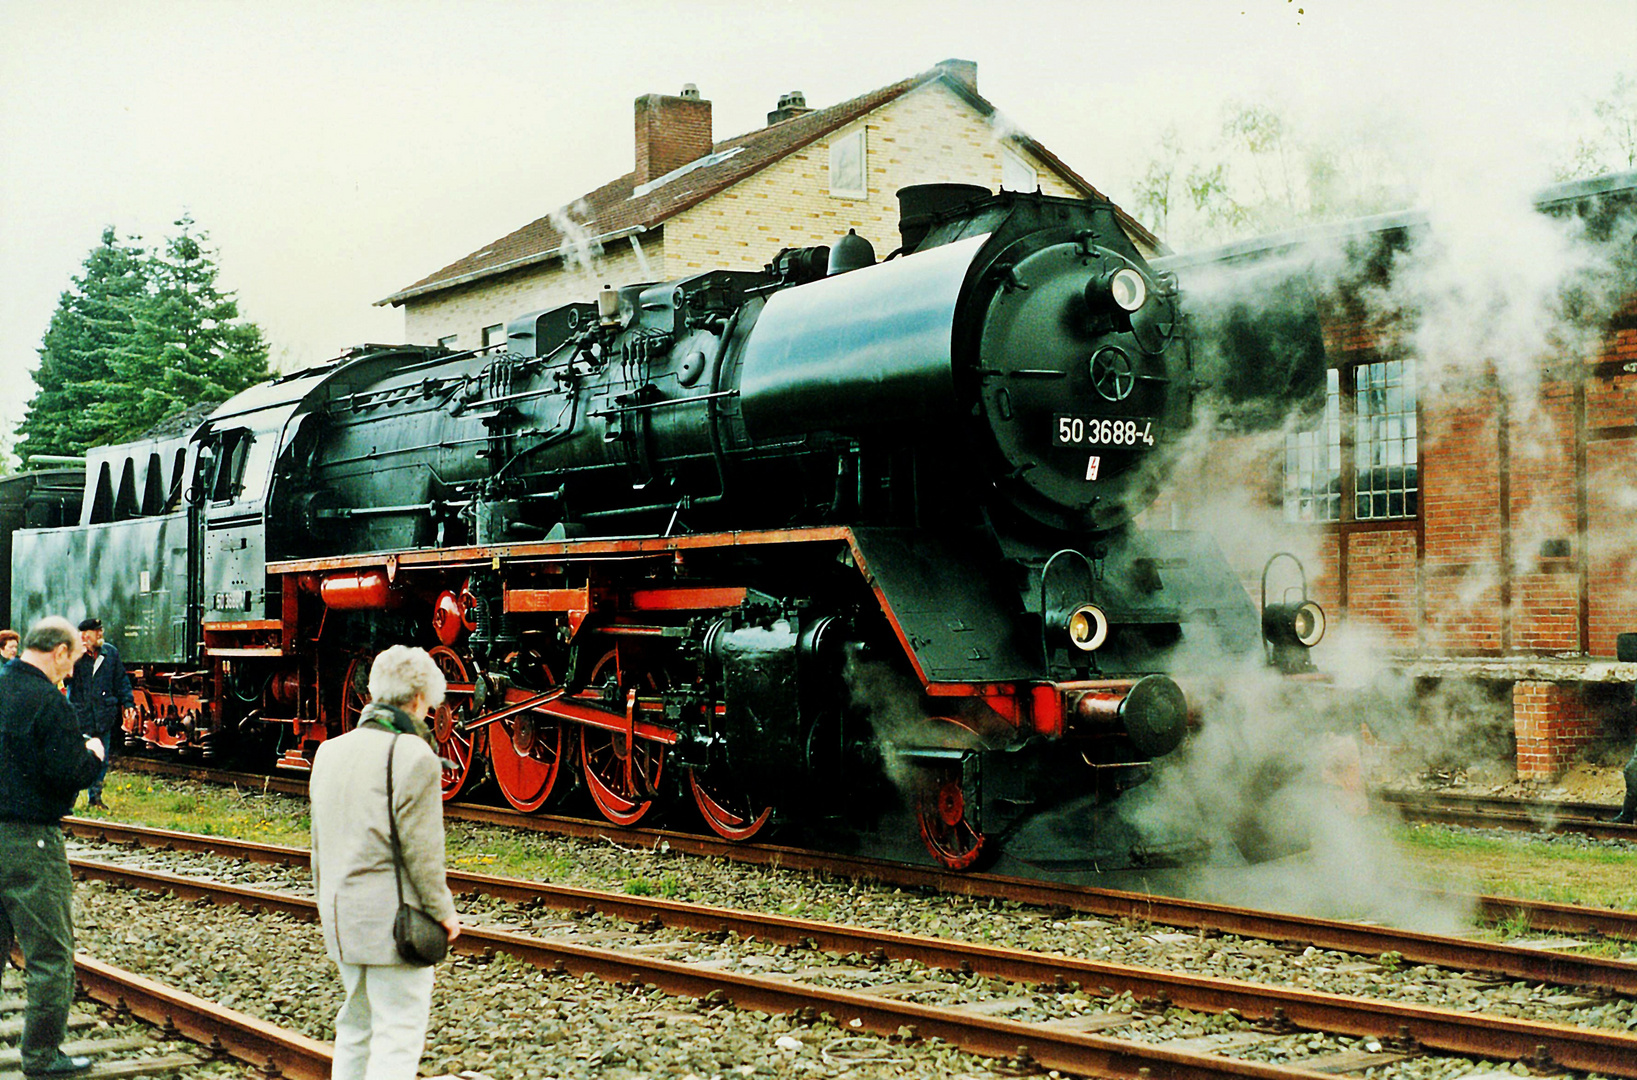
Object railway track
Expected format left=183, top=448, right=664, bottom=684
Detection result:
left=67, top=850, right=1637, bottom=1073
left=107, top=756, right=1637, bottom=948
left=0, top=952, right=327, bottom=1080
left=1377, top=789, right=1637, bottom=841
left=64, top=817, right=1637, bottom=996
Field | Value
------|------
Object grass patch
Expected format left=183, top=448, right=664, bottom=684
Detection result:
left=1392, top=822, right=1637, bottom=911
left=87, top=771, right=311, bottom=848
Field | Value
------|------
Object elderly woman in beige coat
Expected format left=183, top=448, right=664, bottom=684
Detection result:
left=310, top=646, right=461, bottom=1080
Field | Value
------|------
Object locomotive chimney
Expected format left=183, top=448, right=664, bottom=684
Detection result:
left=634, top=85, right=714, bottom=184
left=766, top=90, right=812, bottom=125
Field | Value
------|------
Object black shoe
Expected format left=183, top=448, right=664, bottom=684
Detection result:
left=25, top=1051, right=92, bottom=1077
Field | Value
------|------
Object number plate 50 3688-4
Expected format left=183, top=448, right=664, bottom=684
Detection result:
left=1054, top=415, right=1156, bottom=448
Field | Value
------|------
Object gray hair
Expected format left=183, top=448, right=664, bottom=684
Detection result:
left=23, top=616, right=77, bottom=654
left=367, top=645, right=447, bottom=709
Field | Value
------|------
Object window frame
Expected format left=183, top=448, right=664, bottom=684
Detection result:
left=828, top=128, right=867, bottom=199
left=1282, top=357, right=1420, bottom=527
left=1352, top=358, right=1419, bottom=521
left=1000, top=146, right=1038, bottom=193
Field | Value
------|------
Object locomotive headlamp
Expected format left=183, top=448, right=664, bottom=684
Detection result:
left=1094, top=266, right=1147, bottom=313
left=1262, top=600, right=1326, bottom=649
left=1066, top=603, right=1110, bottom=652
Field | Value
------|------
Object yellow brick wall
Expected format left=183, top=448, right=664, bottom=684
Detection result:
left=666, top=83, right=1082, bottom=273
left=400, top=81, right=1144, bottom=342
left=402, top=240, right=660, bottom=347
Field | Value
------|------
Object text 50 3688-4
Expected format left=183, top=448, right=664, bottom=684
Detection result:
left=1053, top=415, right=1156, bottom=448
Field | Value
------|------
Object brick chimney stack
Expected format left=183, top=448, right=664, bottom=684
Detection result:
left=935, top=58, right=978, bottom=95
left=635, top=85, right=713, bottom=184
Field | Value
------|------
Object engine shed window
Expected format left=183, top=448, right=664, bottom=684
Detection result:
left=829, top=129, right=866, bottom=199
left=1282, top=361, right=1420, bottom=525
left=481, top=324, right=505, bottom=350
left=1355, top=359, right=1418, bottom=519
left=1283, top=369, right=1342, bottom=522
left=1001, top=147, right=1038, bottom=192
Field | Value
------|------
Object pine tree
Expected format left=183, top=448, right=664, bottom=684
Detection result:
left=97, top=216, right=271, bottom=439
left=19, top=217, right=272, bottom=457
left=16, top=228, right=151, bottom=458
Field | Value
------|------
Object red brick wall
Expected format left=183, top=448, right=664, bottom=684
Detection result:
left=1421, top=379, right=1503, bottom=652
left=1509, top=375, right=1580, bottom=651
left=1586, top=367, right=1637, bottom=428
left=1345, top=528, right=1418, bottom=646
left=1308, top=530, right=1341, bottom=621
left=1514, top=681, right=1597, bottom=777
left=1587, top=437, right=1637, bottom=656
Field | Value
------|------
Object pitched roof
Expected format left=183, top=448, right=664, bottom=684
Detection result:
left=1155, top=168, right=1637, bottom=271
left=379, top=63, right=1159, bottom=307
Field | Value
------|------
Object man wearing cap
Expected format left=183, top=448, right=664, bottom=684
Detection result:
left=0, top=617, right=106, bottom=1076
left=65, top=619, right=131, bottom=811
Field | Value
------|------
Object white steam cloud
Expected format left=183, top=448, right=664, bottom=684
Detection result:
left=547, top=198, right=604, bottom=279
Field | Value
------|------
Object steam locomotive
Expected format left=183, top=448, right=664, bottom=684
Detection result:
left=6, top=185, right=1324, bottom=871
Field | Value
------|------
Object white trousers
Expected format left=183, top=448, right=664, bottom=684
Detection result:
left=332, top=962, right=436, bottom=1080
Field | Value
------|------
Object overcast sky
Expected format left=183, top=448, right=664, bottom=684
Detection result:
left=2, top=0, right=1633, bottom=448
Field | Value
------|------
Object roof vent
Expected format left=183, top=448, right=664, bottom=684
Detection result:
left=767, top=90, right=813, bottom=126
left=679, top=83, right=700, bottom=100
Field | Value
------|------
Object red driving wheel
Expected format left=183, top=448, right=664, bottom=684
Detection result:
left=427, top=646, right=478, bottom=801
left=688, top=769, right=773, bottom=842
left=579, top=649, right=666, bottom=826
left=489, top=654, right=569, bottom=813
left=340, top=657, right=368, bottom=734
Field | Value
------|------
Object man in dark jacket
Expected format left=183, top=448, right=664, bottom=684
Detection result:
left=0, top=617, right=105, bottom=1077
left=65, top=618, right=131, bottom=810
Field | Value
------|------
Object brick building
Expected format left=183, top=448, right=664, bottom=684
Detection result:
left=1158, top=171, right=1637, bottom=778
left=379, top=59, right=1158, bottom=345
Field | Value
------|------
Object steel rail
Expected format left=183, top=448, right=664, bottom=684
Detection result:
left=441, top=807, right=1637, bottom=944
left=72, top=954, right=332, bottom=1080
left=1377, top=790, right=1618, bottom=819
left=1377, top=791, right=1637, bottom=842
left=108, top=757, right=1637, bottom=945
left=1473, top=893, right=1637, bottom=940
left=65, top=856, right=1637, bottom=1078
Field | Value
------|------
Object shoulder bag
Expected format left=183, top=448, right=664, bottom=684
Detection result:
left=386, top=733, right=450, bottom=966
